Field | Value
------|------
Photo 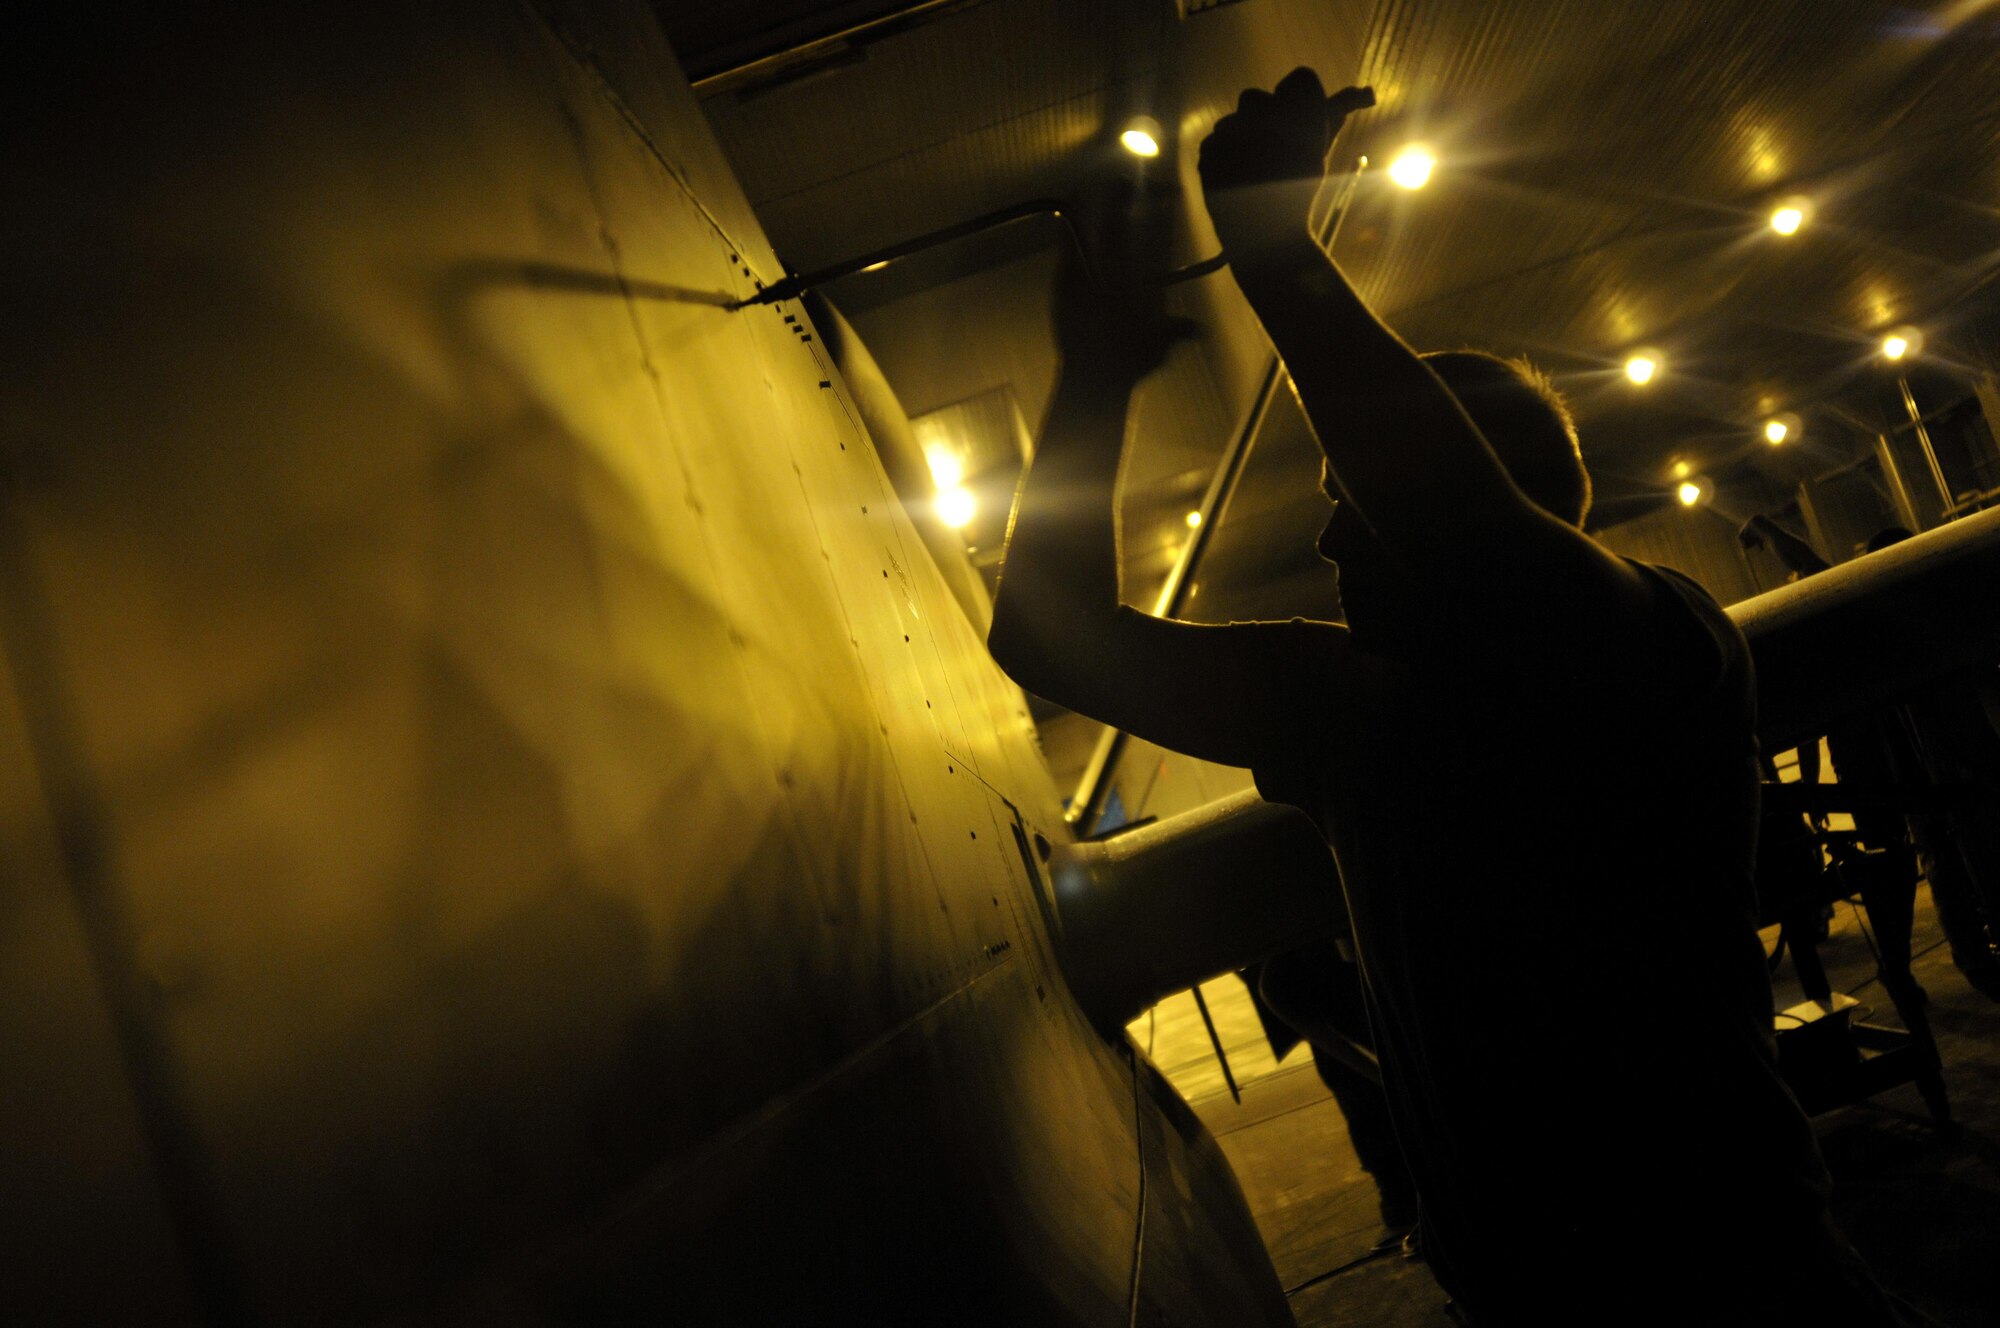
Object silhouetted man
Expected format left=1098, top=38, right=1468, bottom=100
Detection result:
left=990, top=69, right=1907, bottom=1324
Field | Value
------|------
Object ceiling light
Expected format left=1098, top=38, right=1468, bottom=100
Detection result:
left=1677, top=479, right=1710, bottom=507
left=1387, top=145, right=1435, bottom=190
left=1768, top=195, right=1816, bottom=236
left=1764, top=419, right=1788, bottom=444
left=925, top=445, right=964, bottom=490
left=937, top=487, right=976, bottom=528
left=1119, top=117, right=1163, bottom=158
left=1880, top=327, right=1922, bottom=361
left=1185, top=510, right=1203, bottom=528
left=1624, top=353, right=1659, bottom=385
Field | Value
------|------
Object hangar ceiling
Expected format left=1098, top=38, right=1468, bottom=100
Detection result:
left=663, top=0, right=2000, bottom=587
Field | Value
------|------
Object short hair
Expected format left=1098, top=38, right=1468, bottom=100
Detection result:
left=1421, top=350, right=1591, bottom=528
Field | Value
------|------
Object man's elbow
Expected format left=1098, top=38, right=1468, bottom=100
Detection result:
left=987, top=599, right=1107, bottom=710
left=986, top=608, right=1055, bottom=696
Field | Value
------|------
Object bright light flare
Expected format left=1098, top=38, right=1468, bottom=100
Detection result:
left=1764, top=419, right=1789, bottom=444
left=936, top=487, right=976, bottom=528
left=1676, top=479, right=1710, bottom=507
left=1880, top=327, right=1922, bottom=361
left=1882, top=335, right=1908, bottom=360
left=1119, top=117, right=1163, bottom=158
left=1387, top=145, right=1435, bottom=190
left=1185, top=510, right=1203, bottom=528
left=1769, top=200, right=1810, bottom=235
left=925, top=445, right=964, bottom=490
left=1624, top=353, right=1659, bottom=385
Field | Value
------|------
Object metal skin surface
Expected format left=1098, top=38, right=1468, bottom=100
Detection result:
left=801, top=289, right=996, bottom=633
left=0, top=3, right=1288, bottom=1324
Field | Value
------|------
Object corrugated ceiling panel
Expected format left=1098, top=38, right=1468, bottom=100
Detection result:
left=1328, top=0, right=2000, bottom=484
left=704, top=0, right=1154, bottom=268
left=689, top=0, right=1998, bottom=561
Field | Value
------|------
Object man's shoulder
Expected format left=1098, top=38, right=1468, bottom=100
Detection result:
left=1620, top=557, right=1756, bottom=714
left=1234, top=618, right=1390, bottom=780
left=1632, top=558, right=1725, bottom=609
left=1626, top=559, right=1748, bottom=649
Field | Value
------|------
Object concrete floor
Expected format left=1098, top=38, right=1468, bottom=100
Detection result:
left=1183, top=885, right=2000, bottom=1326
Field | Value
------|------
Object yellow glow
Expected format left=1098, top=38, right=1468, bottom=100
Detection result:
left=1747, top=126, right=1783, bottom=184
left=925, top=445, right=964, bottom=490
left=1625, top=355, right=1658, bottom=385
left=859, top=260, right=890, bottom=273
left=937, top=486, right=976, bottom=528
left=1671, top=460, right=1691, bottom=479
left=1677, top=481, right=1704, bottom=506
left=1770, top=206, right=1804, bottom=235
left=1879, top=326, right=1924, bottom=361
left=1120, top=118, right=1162, bottom=158
left=1764, top=419, right=1789, bottom=444
left=1185, top=510, right=1203, bottom=528
left=1388, top=146, right=1435, bottom=189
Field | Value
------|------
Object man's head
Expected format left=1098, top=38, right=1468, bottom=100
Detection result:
left=1422, top=350, right=1590, bottom=528
left=1864, top=526, right=1914, bottom=554
left=1316, top=351, right=1589, bottom=631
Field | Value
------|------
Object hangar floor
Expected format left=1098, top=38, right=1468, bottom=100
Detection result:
left=1167, top=885, right=2000, bottom=1326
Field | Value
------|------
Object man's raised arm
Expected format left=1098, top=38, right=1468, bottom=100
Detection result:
left=1197, top=70, right=1665, bottom=665
left=987, top=258, right=1349, bottom=772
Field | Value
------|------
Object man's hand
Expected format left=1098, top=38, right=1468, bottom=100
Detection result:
left=1198, top=69, right=1373, bottom=269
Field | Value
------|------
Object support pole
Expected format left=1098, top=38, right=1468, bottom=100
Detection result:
left=1189, top=984, right=1241, bottom=1103
left=1872, top=432, right=1923, bottom=534
left=1898, top=374, right=1955, bottom=518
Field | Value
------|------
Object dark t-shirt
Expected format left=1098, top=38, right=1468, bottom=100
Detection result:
left=1253, top=563, right=1897, bottom=1323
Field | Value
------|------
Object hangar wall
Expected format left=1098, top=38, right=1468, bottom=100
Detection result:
left=0, top=4, right=1285, bottom=1322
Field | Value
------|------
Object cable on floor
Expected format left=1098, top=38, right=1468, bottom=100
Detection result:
left=1282, top=1242, right=1401, bottom=1297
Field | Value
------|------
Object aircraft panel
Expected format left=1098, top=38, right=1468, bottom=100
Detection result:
left=1, top=2, right=1288, bottom=1323
left=0, top=636, right=202, bottom=1321
left=526, top=947, right=1140, bottom=1324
